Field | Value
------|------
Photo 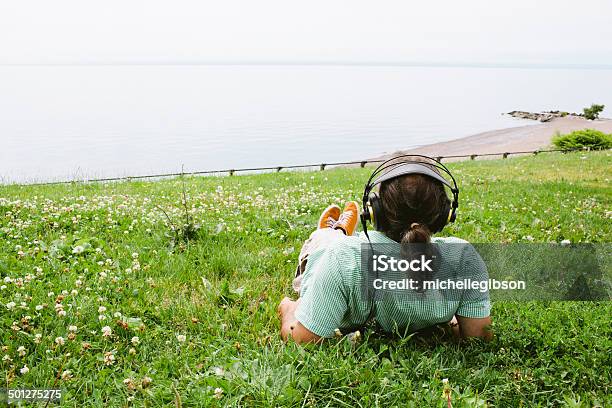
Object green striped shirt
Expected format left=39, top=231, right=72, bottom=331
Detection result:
left=295, top=231, right=491, bottom=338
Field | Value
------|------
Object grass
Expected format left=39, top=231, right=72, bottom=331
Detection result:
left=1, top=151, right=611, bottom=407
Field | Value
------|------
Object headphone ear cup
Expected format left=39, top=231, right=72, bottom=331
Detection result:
left=369, top=192, right=385, bottom=231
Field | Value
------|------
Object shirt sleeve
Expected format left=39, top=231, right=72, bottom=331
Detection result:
left=294, top=248, right=349, bottom=338
left=456, top=244, right=491, bottom=318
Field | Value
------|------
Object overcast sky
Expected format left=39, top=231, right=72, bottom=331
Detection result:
left=1, top=0, right=611, bottom=66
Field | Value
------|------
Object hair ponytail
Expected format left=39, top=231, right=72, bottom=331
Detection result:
left=401, top=222, right=431, bottom=245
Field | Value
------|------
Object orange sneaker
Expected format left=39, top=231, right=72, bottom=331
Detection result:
left=334, top=201, right=359, bottom=235
left=318, top=204, right=341, bottom=229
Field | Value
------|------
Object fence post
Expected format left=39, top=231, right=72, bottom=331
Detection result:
left=503, top=153, right=509, bottom=159
left=436, top=157, right=443, bottom=162
left=360, top=161, right=367, bottom=168
left=470, top=154, right=477, bottom=160
left=320, top=164, right=326, bottom=171
left=229, top=170, right=235, bottom=176
left=533, top=150, right=539, bottom=156
left=276, top=167, right=282, bottom=172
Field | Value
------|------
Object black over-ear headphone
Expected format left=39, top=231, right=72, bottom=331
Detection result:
left=360, top=155, right=459, bottom=240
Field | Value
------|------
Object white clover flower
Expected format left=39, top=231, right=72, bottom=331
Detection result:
left=1, top=285, right=6, bottom=290
left=101, top=326, right=112, bottom=337
left=55, top=337, right=65, bottom=346
left=58, top=310, right=67, bottom=317
left=72, top=245, right=85, bottom=254
left=20, top=365, right=29, bottom=374
left=75, top=279, right=82, bottom=287
left=17, top=346, right=27, bottom=356
left=61, top=370, right=72, bottom=380
left=131, top=336, right=140, bottom=345
left=69, top=325, right=78, bottom=332
left=141, top=376, right=152, bottom=387
left=34, top=333, right=42, bottom=344
left=35, top=304, right=44, bottom=311
left=442, top=378, right=449, bottom=385
left=214, top=387, right=223, bottom=399
left=48, top=291, right=55, bottom=297
left=560, top=239, right=571, bottom=246
left=98, top=306, right=107, bottom=313
left=98, top=315, right=106, bottom=321
left=4, top=276, right=12, bottom=283
left=132, top=252, right=139, bottom=259
left=128, top=347, right=136, bottom=355
left=113, top=312, right=122, bottom=318
left=176, top=334, right=186, bottom=343
left=103, top=352, right=115, bottom=365
left=6, top=301, right=16, bottom=310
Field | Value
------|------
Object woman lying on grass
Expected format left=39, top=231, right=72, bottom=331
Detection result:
left=278, top=162, right=492, bottom=344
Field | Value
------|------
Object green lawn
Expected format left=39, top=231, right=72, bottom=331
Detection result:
left=1, top=151, right=610, bottom=407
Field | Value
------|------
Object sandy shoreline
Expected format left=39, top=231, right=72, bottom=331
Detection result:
left=378, top=116, right=612, bottom=161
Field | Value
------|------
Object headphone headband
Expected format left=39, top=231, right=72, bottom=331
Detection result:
left=364, top=154, right=458, bottom=197
left=369, top=163, right=454, bottom=190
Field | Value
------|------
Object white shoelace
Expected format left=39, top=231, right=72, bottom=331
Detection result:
left=334, top=212, right=352, bottom=229
left=325, top=217, right=337, bottom=228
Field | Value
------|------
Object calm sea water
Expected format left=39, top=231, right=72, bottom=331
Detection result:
left=1, top=65, right=610, bottom=183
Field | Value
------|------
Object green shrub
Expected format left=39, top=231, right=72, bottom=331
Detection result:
left=553, top=128, right=612, bottom=151
left=582, top=103, right=604, bottom=120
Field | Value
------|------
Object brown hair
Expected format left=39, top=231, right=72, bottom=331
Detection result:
left=378, top=173, right=450, bottom=245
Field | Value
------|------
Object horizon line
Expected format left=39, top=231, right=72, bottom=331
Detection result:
left=2, top=60, right=612, bottom=70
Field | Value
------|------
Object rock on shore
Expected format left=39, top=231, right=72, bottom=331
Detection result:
left=507, top=110, right=582, bottom=122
